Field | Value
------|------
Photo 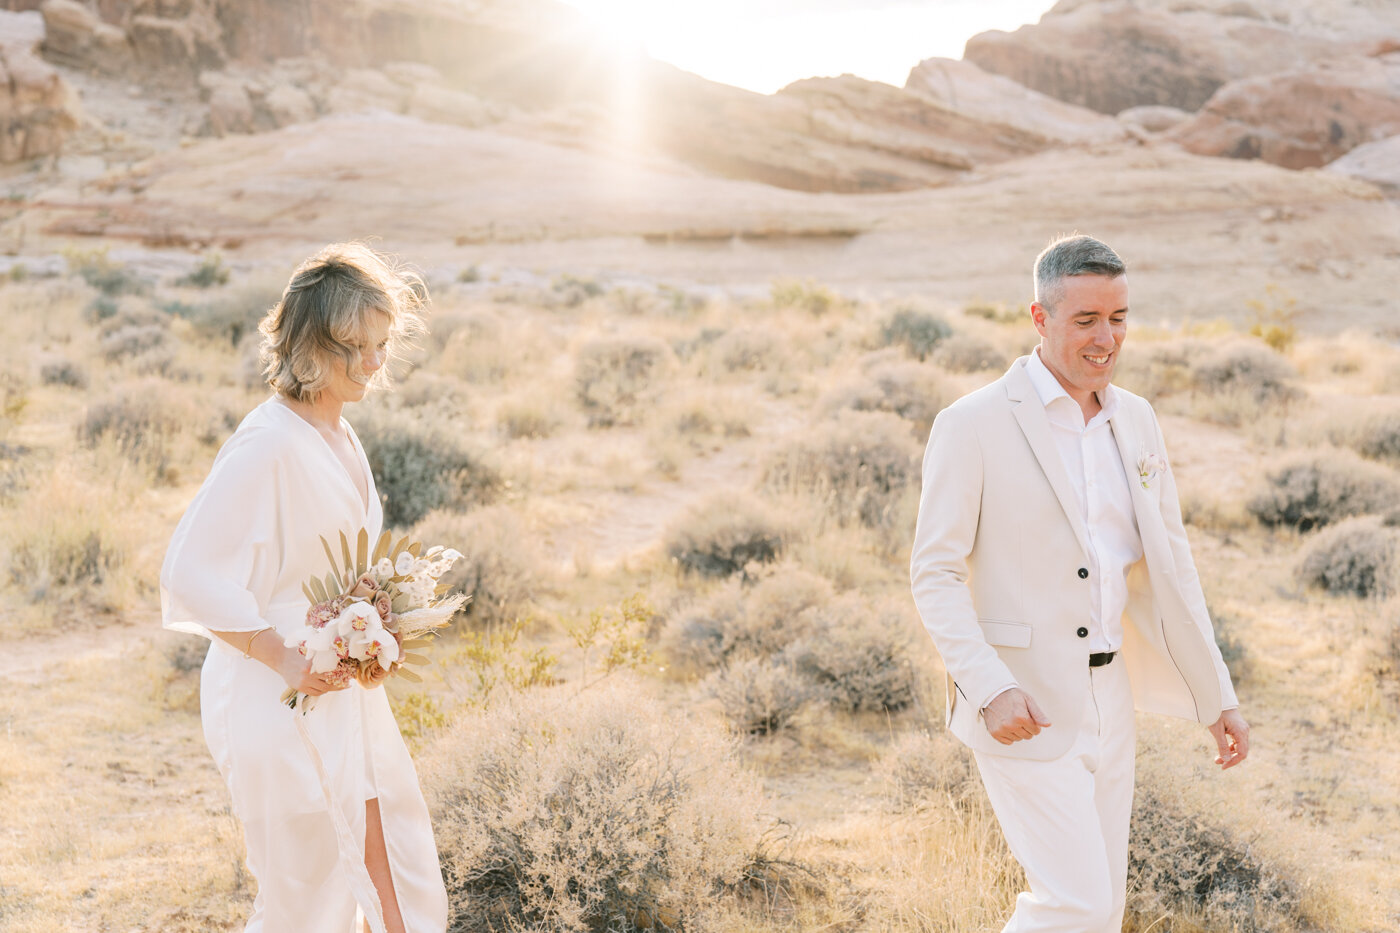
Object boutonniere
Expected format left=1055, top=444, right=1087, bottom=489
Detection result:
left=1136, top=451, right=1167, bottom=490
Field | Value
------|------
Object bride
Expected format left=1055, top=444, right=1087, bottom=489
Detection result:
left=161, top=244, right=448, bottom=932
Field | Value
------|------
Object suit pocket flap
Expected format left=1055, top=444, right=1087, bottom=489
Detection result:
left=979, top=619, right=1032, bottom=648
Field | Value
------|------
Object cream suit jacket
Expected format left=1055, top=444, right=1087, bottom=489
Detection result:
left=910, top=356, right=1239, bottom=761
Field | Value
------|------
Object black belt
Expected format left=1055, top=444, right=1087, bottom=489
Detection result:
left=1089, top=651, right=1117, bottom=668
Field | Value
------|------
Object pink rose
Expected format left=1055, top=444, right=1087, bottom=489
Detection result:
left=347, top=573, right=379, bottom=600
left=374, top=592, right=393, bottom=622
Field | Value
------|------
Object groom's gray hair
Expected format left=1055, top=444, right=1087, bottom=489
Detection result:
left=1034, top=234, right=1125, bottom=313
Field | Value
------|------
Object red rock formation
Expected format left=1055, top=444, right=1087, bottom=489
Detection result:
left=1170, top=54, right=1400, bottom=168
left=0, top=8, right=80, bottom=161
left=964, top=1, right=1347, bottom=114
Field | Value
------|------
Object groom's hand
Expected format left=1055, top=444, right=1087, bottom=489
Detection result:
left=983, top=688, right=1052, bottom=745
left=1208, top=708, right=1250, bottom=769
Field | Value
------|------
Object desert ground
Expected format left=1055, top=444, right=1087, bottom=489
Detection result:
left=1, top=0, right=1399, bottom=931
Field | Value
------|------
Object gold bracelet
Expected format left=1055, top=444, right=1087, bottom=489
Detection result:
left=243, top=627, right=270, bottom=659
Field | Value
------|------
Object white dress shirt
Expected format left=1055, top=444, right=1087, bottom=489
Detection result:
left=982, top=349, right=1144, bottom=709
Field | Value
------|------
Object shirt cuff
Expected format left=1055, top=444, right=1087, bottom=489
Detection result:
left=978, top=682, right=1020, bottom=715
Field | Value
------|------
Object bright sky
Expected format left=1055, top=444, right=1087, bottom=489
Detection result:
left=556, top=0, right=1058, bottom=94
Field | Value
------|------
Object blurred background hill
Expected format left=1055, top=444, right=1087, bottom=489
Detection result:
left=0, top=0, right=1396, bottom=321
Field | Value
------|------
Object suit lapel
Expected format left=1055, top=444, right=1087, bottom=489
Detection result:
left=1109, top=401, right=1180, bottom=582
left=1005, top=363, right=1093, bottom=559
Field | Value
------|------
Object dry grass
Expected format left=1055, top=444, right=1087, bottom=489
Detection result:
left=4, top=268, right=1399, bottom=933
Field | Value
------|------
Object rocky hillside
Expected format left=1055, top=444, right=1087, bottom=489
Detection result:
left=0, top=0, right=1395, bottom=330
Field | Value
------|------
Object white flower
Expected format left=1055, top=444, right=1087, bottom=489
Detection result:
left=395, top=551, right=418, bottom=576
left=333, top=601, right=378, bottom=634
left=374, top=557, right=395, bottom=580
left=1137, top=451, right=1167, bottom=489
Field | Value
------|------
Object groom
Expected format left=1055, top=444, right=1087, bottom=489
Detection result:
left=909, top=234, right=1249, bottom=932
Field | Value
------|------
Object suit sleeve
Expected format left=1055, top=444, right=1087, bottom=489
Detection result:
left=160, top=426, right=283, bottom=639
left=1148, top=406, right=1239, bottom=710
left=910, top=403, right=1019, bottom=712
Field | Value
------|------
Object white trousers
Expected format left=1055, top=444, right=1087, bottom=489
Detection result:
left=973, top=658, right=1136, bottom=933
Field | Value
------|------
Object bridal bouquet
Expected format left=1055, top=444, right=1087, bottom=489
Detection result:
left=281, top=528, right=467, bottom=712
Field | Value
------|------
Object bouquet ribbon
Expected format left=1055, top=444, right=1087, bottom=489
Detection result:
left=294, top=706, right=387, bottom=933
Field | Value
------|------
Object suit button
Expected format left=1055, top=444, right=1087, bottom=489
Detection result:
left=1077, top=567, right=1089, bottom=579
left=1076, top=627, right=1089, bottom=638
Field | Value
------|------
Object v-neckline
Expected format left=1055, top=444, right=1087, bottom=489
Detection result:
left=270, top=398, right=373, bottom=515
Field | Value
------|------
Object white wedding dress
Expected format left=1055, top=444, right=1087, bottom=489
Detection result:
left=161, top=398, right=449, bottom=933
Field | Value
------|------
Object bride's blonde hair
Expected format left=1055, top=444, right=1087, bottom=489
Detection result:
left=259, top=243, right=426, bottom=402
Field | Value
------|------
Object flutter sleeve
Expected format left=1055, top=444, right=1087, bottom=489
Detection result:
left=160, top=424, right=284, bottom=639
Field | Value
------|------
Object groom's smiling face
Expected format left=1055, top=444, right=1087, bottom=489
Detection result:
left=1031, top=273, right=1129, bottom=406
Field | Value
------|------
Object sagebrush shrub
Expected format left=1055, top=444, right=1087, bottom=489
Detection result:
left=932, top=333, right=1008, bottom=374
left=787, top=597, right=919, bottom=713
left=4, top=466, right=131, bottom=608
left=40, top=359, right=86, bottom=389
left=354, top=407, right=502, bottom=526
left=575, top=335, right=672, bottom=427
left=709, top=326, right=784, bottom=374
left=1349, top=410, right=1400, bottom=464
left=660, top=583, right=745, bottom=675
left=1246, top=450, right=1400, bottom=533
left=771, top=278, right=840, bottom=316
left=823, top=357, right=947, bottom=437
left=77, top=383, right=186, bottom=480
left=665, top=492, right=789, bottom=579
left=421, top=681, right=771, bottom=933
left=413, top=505, right=542, bottom=625
left=1127, top=787, right=1302, bottom=933
left=1295, top=515, right=1396, bottom=598
left=764, top=409, right=920, bottom=530
left=176, top=254, right=230, bottom=288
left=65, top=246, right=146, bottom=297
left=880, top=307, right=951, bottom=361
left=165, top=281, right=281, bottom=346
left=1190, top=342, right=1299, bottom=404
left=659, top=566, right=832, bottom=675
left=704, top=655, right=824, bottom=736
left=875, top=729, right=982, bottom=813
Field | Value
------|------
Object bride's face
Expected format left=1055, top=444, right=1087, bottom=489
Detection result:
left=325, top=310, right=392, bottom=405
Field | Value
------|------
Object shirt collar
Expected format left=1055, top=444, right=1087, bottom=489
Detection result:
left=1025, top=347, right=1119, bottom=423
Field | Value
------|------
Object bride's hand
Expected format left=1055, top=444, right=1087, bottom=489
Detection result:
left=277, top=646, right=350, bottom=696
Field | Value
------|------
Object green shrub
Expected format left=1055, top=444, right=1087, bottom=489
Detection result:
left=421, top=681, right=773, bottom=932
left=354, top=409, right=502, bottom=527
left=932, top=334, right=1008, bottom=374
left=787, top=596, right=919, bottom=713
left=1295, top=516, right=1396, bottom=598
left=575, top=335, right=672, bottom=427
left=176, top=254, right=230, bottom=288
left=764, top=409, right=920, bottom=531
left=703, top=656, right=824, bottom=736
left=665, top=492, right=789, bottom=579
left=880, top=307, right=951, bottom=361
left=551, top=273, right=605, bottom=308
left=771, top=278, right=841, bottom=316
left=1127, top=787, right=1302, bottom=932
left=65, top=246, right=147, bottom=297
left=1246, top=451, right=1400, bottom=533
